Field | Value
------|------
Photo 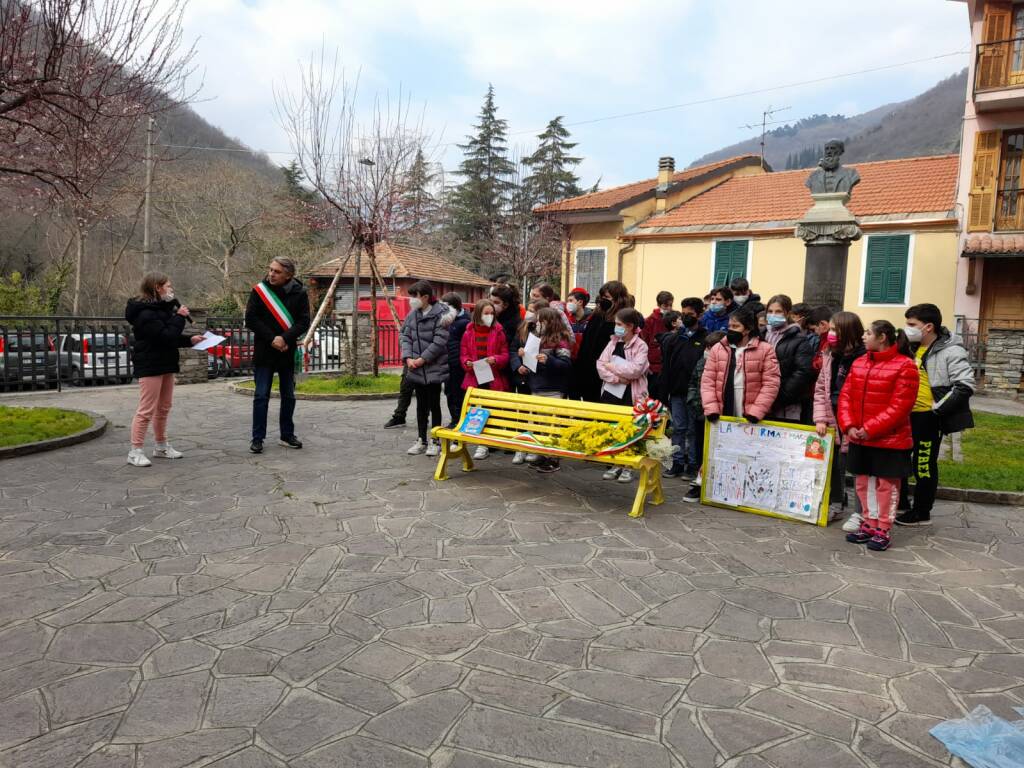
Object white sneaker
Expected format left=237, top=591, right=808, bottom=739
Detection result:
left=425, top=440, right=441, bottom=458
left=842, top=512, right=863, bottom=532
left=617, top=469, right=634, bottom=483
left=602, top=466, right=621, bottom=480
left=407, top=439, right=427, bottom=455
left=153, top=443, right=183, bottom=459
left=524, top=453, right=538, bottom=463
left=127, top=448, right=151, bottom=467
left=473, top=446, right=489, bottom=460
left=512, top=452, right=526, bottom=465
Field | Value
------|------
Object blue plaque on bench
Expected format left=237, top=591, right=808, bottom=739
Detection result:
left=460, top=407, right=490, bottom=435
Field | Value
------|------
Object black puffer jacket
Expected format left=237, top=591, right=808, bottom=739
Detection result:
left=771, top=324, right=816, bottom=409
left=125, top=298, right=193, bottom=378
left=659, top=327, right=708, bottom=401
left=245, top=278, right=311, bottom=370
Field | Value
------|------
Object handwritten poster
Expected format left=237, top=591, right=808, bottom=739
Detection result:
left=701, top=417, right=835, bottom=526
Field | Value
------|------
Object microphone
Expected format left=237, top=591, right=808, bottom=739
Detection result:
left=171, top=299, right=193, bottom=324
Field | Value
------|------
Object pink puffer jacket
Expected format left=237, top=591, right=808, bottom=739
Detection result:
left=700, top=336, right=780, bottom=420
left=596, top=333, right=649, bottom=402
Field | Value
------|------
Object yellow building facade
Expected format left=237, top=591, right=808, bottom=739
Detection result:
left=543, top=153, right=960, bottom=327
left=626, top=228, right=959, bottom=326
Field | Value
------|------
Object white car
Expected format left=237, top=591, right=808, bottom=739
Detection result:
left=311, top=327, right=343, bottom=368
left=58, top=332, right=132, bottom=383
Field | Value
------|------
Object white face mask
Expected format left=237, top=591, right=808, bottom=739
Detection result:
left=409, top=297, right=422, bottom=311
left=903, top=325, right=923, bottom=343
left=160, top=289, right=175, bottom=302
left=481, top=314, right=494, bottom=327
left=525, top=311, right=536, bottom=322
left=566, top=301, right=578, bottom=313
left=733, top=294, right=749, bottom=306
left=536, top=323, right=546, bottom=336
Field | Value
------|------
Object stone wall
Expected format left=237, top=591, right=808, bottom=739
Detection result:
left=983, top=327, right=1024, bottom=399
left=175, top=316, right=207, bottom=385
left=334, top=312, right=375, bottom=374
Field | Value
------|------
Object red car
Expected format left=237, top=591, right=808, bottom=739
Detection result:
left=208, top=330, right=254, bottom=370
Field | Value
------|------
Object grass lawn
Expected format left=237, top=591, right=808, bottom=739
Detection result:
left=938, top=412, right=1024, bottom=492
left=0, top=406, right=94, bottom=448
left=239, top=373, right=402, bottom=395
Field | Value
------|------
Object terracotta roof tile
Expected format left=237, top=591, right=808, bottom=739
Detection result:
left=534, top=154, right=762, bottom=213
left=309, top=242, right=492, bottom=287
left=638, top=154, right=959, bottom=229
left=963, top=233, right=1024, bottom=254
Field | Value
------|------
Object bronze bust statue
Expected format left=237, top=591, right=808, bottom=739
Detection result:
left=806, top=139, right=860, bottom=196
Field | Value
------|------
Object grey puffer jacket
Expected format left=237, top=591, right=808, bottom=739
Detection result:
left=400, top=301, right=451, bottom=386
left=916, top=328, right=975, bottom=434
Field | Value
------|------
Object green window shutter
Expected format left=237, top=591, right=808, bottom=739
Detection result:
left=713, top=241, right=749, bottom=286
left=863, top=235, right=909, bottom=304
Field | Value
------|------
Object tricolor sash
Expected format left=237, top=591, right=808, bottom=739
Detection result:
left=253, top=281, right=302, bottom=372
left=254, top=281, right=294, bottom=331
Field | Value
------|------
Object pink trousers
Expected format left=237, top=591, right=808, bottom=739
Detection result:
left=132, top=373, right=175, bottom=447
left=855, top=475, right=901, bottom=532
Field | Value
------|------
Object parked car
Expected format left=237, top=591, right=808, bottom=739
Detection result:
left=208, top=329, right=254, bottom=371
left=0, top=332, right=57, bottom=386
left=207, top=353, right=230, bottom=379
left=58, top=332, right=132, bottom=383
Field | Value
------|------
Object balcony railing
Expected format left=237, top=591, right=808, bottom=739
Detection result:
left=975, top=37, right=1024, bottom=93
left=995, top=187, right=1024, bottom=231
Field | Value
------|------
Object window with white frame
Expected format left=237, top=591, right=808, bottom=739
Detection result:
left=574, top=248, right=606, bottom=303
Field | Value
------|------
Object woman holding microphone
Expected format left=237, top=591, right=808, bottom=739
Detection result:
left=124, top=273, right=203, bottom=467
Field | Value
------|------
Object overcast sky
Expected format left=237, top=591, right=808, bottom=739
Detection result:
left=179, top=0, right=971, bottom=189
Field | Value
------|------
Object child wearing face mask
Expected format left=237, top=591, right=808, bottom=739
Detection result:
left=700, top=286, right=735, bottom=332
left=512, top=307, right=574, bottom=473
left=459, top=299, right=510, bottom=461
left=814, top=311, right=866, bottom=527
left=596, top=308, right=650, bottom=484
left=765, top=295, right=816, bottom=424
left=837, top=320, right=918, bottom=551
left=681, top=330, right=726, bottom=501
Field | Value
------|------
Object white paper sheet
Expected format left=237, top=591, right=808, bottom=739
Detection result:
left=523, top=333, right=541, bottom=372
left=602, top=380, right=627, bottom=399
left=472, top=358, right=495, bottom=385
left=192, top=331, right=226, bottom=351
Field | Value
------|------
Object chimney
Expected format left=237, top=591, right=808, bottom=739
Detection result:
left=656, top=156, right=675, bottom=213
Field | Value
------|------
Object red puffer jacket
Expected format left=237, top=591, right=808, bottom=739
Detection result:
left=837, top=344, right=918, bottom=450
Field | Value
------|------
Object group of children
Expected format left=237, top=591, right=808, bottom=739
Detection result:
left=397, top=276, right=975, bottom=552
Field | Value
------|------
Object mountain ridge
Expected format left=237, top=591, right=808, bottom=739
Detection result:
left=691, top=70, right=966, bottom=170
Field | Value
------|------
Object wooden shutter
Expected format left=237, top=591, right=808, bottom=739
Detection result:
left=863, top=235, right=910, bottom=304
left=979, top=2, right=1012, bottom=89
left=713, top=241, right=749, bottom=286
left=968, top=130, right=1001, bottom=232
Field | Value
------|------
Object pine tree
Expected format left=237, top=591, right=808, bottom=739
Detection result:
left=398, top=148, right=438, bottom=237
left=450, top=85, right=516, bottom=259
left=522, top=116, right=582, bottom=206
left=281, top=159, right=316, bottom=204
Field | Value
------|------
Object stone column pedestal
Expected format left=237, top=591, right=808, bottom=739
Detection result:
left=796, top=192, right=862, bottom=311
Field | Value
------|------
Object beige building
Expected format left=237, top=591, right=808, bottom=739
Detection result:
left=535, top=155, right=766, bottom=300
left=622, top=155, right=960, bottom=325
left=543, top=153, right=960, bottom=327
left=952, top=0, right=1024, bottom=395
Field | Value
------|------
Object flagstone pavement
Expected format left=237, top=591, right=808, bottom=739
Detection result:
left=2, top=382, right=1023, bottom=768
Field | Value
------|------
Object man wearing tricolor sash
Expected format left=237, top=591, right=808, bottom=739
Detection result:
left=245, top=257, right=311, bottom=454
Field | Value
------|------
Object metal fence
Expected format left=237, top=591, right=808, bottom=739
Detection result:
left=0, top=315, right=399, bottom=393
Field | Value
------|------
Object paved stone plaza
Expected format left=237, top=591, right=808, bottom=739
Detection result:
left=2, top=383, right=1023, bottom=767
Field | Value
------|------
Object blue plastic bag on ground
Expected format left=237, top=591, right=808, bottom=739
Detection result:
left=930, top=706, right=1024, bottom=768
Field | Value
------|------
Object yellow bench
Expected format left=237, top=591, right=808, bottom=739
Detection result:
left=431, top=387, right=667, bottom=518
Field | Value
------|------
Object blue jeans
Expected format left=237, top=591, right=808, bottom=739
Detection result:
left=252, top=365, right=296, bottom=441
left=669, top=395, right=697, bottom=471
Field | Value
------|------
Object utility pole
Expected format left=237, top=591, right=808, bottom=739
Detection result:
left=142, top=117, right=156, bottom=274
left=740, top=106, right=791, bottom=170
